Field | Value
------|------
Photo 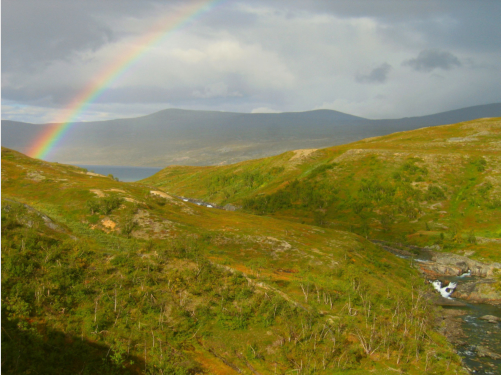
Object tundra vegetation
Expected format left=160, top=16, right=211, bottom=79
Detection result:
left=3, top=118, right=498, bottom=374
left=145, top=117, right=501, bottom=263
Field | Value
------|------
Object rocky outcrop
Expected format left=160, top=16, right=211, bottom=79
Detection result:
left=372, top=240, right=501, bottom=304
left=435, top=309, right=467, bottom=346
left=431, top=252, right=501, bottom=277
left=372, top=240, right=501, bottom=277
left=418, top=262, right=464, bottom=278
left=2, top=198, right=67, bottom=233
left=453, top=280, right=501, bottom=304
left=476, top=346, right=501, bottom=360
left=417, top=251, right=501, bottom=278
left=480, top=315, right=501, bottom=323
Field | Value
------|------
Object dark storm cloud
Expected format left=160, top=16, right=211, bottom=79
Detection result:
left=252, top=0, right=501, bottom=52
left=1, top=0, right=192, bottom=72
left=403, top=49, right=461, bottom=73
left=356, top=63, right=391, bottom=84
left=1, top=1, right=113, bottom=72
left=1, top=0, right=500, bottom=121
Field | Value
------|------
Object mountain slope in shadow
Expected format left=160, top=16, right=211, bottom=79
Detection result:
left=2, top=103, right=501, bottom=167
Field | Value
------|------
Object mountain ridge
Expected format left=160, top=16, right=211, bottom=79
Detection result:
left=4, top=102, right=501, bottom=125
left=3, top=102, right=501, bottom=167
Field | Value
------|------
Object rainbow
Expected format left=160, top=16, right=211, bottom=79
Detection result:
left=28, top=0, right=228, bottom=160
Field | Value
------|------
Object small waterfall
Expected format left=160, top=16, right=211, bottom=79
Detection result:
left=431, top=280, right=457, bottom=299
left=459, top=270, right=471, bottom=278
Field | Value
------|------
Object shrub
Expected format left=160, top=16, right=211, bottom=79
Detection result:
left=467, top=230, right=477, bottom=244
left=120, top=214, right=138, bottom=238
left=470, top=157, right=487, bottom=172
left=86, top=199, right=101, bottom=215
left=86, top=196, right=123, bottom=215
left=425, top=185, right=446, bottom=201
left=101, top=196, right=123, bottom=215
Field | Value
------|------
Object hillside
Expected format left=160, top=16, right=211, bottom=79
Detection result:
left=3, top=103, right=501, bottom=167
left=1, top=147, right=464, bottom=374
left=144, top=117, right=501, bottom=263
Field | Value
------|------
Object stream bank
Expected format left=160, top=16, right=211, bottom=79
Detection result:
left=173, top=195, right=239, bottom=211
left=372, top=240, right=501, bottom=374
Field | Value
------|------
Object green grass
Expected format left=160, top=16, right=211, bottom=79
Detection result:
left=144, top=117, right=501, bottom=262
left=1, top=146, right=467, bottom=374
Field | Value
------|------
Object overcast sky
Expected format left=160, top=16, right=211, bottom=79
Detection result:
left=2, top=0, right=501, bottom=123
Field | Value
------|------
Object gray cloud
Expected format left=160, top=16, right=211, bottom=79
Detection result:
left=1, top=1, right=500, bottom=121
left=1, top=0, right=201, bottom=74
left=1, top=1, right=114, bottom=72
left=356, top=63, right=392, bottom=84
left=403, top=49, right=462, bottom=73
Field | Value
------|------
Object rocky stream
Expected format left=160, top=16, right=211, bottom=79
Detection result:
left=164, top=196, right=501, bottom=373
left=373, top=240, right=501, bottom=374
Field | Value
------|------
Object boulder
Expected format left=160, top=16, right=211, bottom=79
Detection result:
left=453, top=280, right=501, bottom=304
left=476, top=345, right=501, bottom=360
left=418, top=262, right=464, bottom=277
left=434, top=308, right=467, bottom=345
left=479, top=315, right=501, bottom=323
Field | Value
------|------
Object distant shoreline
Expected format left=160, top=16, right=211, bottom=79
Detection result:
left=72, top=164, right=162, bottom=182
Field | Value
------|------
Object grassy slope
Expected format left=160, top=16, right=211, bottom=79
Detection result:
left=144, top=117, right=501, bottom=262
left=1, top=147, right=464, bottom=374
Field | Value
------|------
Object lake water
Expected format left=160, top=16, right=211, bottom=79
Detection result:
left=74, top=164, right=163, bottom=182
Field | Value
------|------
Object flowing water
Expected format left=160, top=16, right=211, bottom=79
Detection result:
left=453, top=302, right=501, bottom=374
left=440, top=274, right=501, bottom=374
left=380, top=244, right=501, bottom=374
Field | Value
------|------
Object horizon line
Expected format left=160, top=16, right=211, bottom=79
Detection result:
left=2, top=101, right=500, bottom=125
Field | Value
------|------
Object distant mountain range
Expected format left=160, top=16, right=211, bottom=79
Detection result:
left=2, top=103, right=501, bottom=167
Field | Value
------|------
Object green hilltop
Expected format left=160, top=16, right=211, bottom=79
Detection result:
left=1, top=135, right=469, bottom=373
left=144, top=117, right=501, bottom=263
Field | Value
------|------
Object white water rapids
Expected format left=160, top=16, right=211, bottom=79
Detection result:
left=431, top=280, right=458, bottom=299
left=459, top=270, right=471, bottom=278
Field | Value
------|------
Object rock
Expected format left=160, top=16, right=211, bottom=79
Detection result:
left=223, top=204, right=238, bottom=211
left=453, top=280, right=501, bottom=304
left=430, top=252, right=501, bottom=277
left=479, top=315, right=501, bottom=323
left=418, top=262, right=465, bottom=277
left=415, top=251, right=501, bottom=277
left=424, top=292, right=467, bottom=307
left=435, top=308, right=467, bottom=345
left=476, top=345, right=501, bottom=360
left=3, top=198, right=66, bottom=233
left=150, top=190, right=173, bottom=200
left=369, top=240, right=414, bottom=257
left=373, top=240, right=501, bottom=304
left=425, top=244, right=441, bottom=251
left=372, top=241, right=501, bottom=277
